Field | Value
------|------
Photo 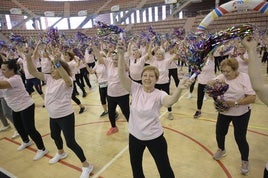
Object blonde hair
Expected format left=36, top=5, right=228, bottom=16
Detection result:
left=141, top=66, right=160, bottom=80
left=220, top=58, right=239, bottom=71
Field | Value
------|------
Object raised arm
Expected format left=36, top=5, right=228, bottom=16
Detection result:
left=242, top=37, right=268, bottom=105
left=53, top=58, right=73, bottom=87
left=118, top=45, right=131, bottom=92
left=162, top=78, right=192, bottom=107
left=25, top=51, right=45, bottom=81
left=92, top=46, right=104, bottom=64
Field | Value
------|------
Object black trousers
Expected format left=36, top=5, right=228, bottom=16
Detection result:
left=155, top=83, right=171, bottom=112
left=216, top=110, right=251, bottom=161
left=107, top=94, right=130, bottom=127
left=50, top=113, right=86, bottom=162
left=197, top=83, right=206, bottom=110
left=129, top=134, right=175, bottom=178
left=13, top=104, right=45, bottom=150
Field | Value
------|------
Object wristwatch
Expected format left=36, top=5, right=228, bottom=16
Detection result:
left=234, top=101, right=239, bottom=107
left=55, top=61, right=61, bottom=68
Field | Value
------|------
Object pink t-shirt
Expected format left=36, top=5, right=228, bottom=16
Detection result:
left=93, top=62, right=108, bottom=84
left=236, top=52, right=248, bottom=74
left=104, top=58, right=129, bottom=97
left=198, top=58, right=215, bottom=84
left=129, top=55, right=146, bottom=81
left=215, top=72, right=256, bottom=116
left=44, top=74, right=74, bottom=118
left=40, top=57, right=52, bottom=74
left=17, top=56, right=37, bottom=79
left=85, top=49, right=95, bottom=63
left=148, top=57, right=170, bottom=84
left=67, top=60, right=78, bottom=80
left=129, top=82, right=167, bottom=140
left=4, top=75, right=34, bottom=112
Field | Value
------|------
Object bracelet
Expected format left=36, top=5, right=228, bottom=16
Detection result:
left=234, top=101, right=239, bottom=107
left=55, top=61, right=61, bottom=68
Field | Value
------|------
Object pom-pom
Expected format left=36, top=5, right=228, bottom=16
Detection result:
left=9, top=34, right=27, bottom=44
left=205, top=79, right=230, bottom=112
left=73, top=48, right=84, bottom=59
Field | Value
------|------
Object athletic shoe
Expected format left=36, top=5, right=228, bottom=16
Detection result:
left=11, top=131, right=20, bottom=139
left=193, top=111, right=201, bottom=119
left=80, top=164, right=94, bottom=178
left=168, top=113, right=174, bottom=120
left=0, top=124, right=11, bottom=132
left=82, top=92, right=87, bottom=98
left=241, top=161, right=250, bottom=175
left=213, top=149, right=227, bottom=160
left=17, top=141, right=34, bottom=151
left=79, top=107, right=86, bottom=114
left=187, top=93, right=192, bottom=99
left=33, top=149, right=48, bottom=160
left=106, top=127, right=119, bottom=136
left=49, top=152, right=68, bottom=164
left=100, top=111, right=108, bottom=117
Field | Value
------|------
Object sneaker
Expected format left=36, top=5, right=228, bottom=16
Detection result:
left=33, top=149, right=48, bottom=160
left=79, top=107, right=86, bottom=114
left=0, top=124, right=11, bottom=132
left=203, top=96, right=207, bottom=101
left=82, top=92, right=87, bottom=98
left=80, top=164, right=94, bottom=178
left=213, top=149, right=227, bottom=160
left=49, top=152, right=68, bottom=164
left=11, top=131, right=20, bottom=139
left=115, top=111, right=119, bottom=121
left=241, top=161, right=250, bottom=175
left=106, top=127, right=119, bottom=136
left=187, top=93, right=192, bottom=99
left=100, top=111, right=108, bottom=117
left=193, top=111, right=201, bottom=119
left=17, top=140, right=34, bottom=151
left=168, top=113, right=174, bottom=120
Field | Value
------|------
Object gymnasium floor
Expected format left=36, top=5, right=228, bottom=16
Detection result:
left=0, top=64, right=268, bottom=178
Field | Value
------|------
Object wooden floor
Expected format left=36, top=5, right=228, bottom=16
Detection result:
left=0, top=63, right=268, bottom=178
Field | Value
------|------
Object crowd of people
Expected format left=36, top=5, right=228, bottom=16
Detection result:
left=0, top=30, right=268, bottom=178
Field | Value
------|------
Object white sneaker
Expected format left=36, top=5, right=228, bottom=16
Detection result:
left=80, top=164, right=94, bottom=178
left=203, top=96, right=207, bottom=101
left=33, top=149, right=48, bottom=160
left=17, top=141, right=34, bottom=151
left=168, top=113, right=174, bottom=120
left=11, top=131, right=20, bottom=139
left=187, top=93, right=192, bottom=99
left=0, top=124, right=11, bottom=132
left=49, top=152, right=68, bottom=164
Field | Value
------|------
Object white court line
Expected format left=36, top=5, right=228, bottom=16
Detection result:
left=92, top=145, right=129, bottom=178
left=92, top=90, right=189, bottom=177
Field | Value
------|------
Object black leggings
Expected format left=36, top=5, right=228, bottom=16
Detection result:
left=26, top=78, right=43, bottom=95
left=80, top=67, right=91, bottom=88
left=197, top=83, right=206, bottom=110
left=155, top=83, right=171, bottom=112
left=129, top=134, right=174, bottom=178
left=216, top=110, right=251, bottom=161
left=71, top=81, right=81, bottom=105
left=107, top=94, right=129, bottom=127
left=13, top=104, right=45, bottom=150
left=99, top=86, right=107, bottom=105
left=50, top=113, right=86, bottom=162
left=264, top=166, right=268, bottom=178
left=168, top=68, right=180, bottom=87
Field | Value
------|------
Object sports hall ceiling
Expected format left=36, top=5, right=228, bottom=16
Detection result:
left=0, top=0, right=234, bottom=17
